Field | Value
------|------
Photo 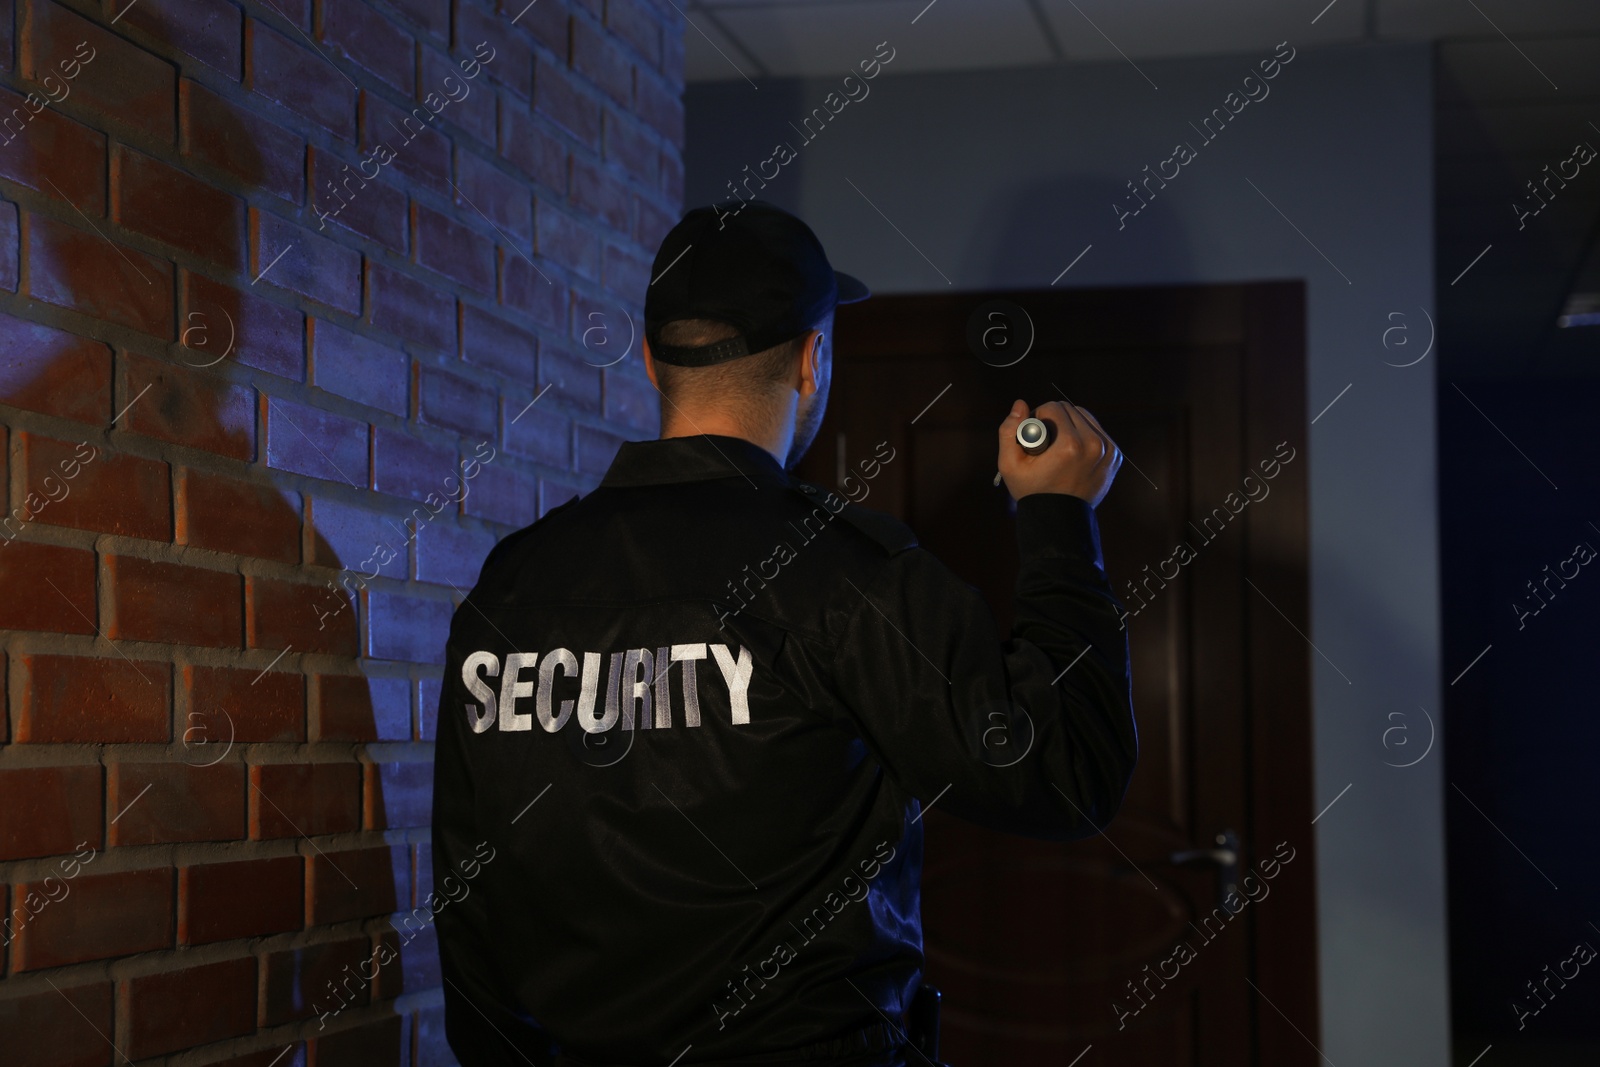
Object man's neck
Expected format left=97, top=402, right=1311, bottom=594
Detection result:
left=659, top=413, right=788, bottom=468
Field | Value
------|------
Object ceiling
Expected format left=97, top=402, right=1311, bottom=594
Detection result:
left=680, top=0, right=1600, bottom=84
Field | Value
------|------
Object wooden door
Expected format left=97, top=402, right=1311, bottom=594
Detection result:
left=794, top=283, right=1316, bottom=1067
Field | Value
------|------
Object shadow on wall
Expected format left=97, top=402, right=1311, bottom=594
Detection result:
left=958, top=172, right=1198, bottom=291
left=0, top=4, right=426, bottom=1065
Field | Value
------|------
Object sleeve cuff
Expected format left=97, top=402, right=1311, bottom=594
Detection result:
left=1014, top=492, right=1106, bottom=568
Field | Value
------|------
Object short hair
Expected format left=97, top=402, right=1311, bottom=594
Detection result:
left=650, top=317, right=819, bottom=423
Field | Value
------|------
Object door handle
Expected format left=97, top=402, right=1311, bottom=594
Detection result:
left=1166, top=829, right=1240, bottom=912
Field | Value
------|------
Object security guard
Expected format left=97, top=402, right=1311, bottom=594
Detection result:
left=431, top=200, right=1138, bottom=1067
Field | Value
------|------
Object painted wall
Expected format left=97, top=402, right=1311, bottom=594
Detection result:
left=686, top=39, right=1443, bottom=1066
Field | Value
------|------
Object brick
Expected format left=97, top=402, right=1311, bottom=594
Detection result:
left=537, top=204, right=599, bottom=280
left=16, top=433, right=168, bottom=540
left=181, top=79, right=305, bottom=205
left=463, top=303, right=536, bottom=384
left=535, top=58, right=601, bottom=149
left=503, top=256, right=566, bottom=331
left=249, top=20, right=357, bottom=140
left=311, top=319, right=409, bottom=417
left=107, top=555, right=243, bottom=648
left=606, top=0, right=662, bottom=68
left=183, top=270, right=306, bottom=381
left=504, top=402, right=569, bottom=465
left=541, top=476, right=581, bottom=512
left=660, top=146, right=682, bottom=203
left=0, top=197, right=16, bottom=291
left=457, top=150, right=533, bottom=249
left=372, top=428, right=460, bottom=503
left=575, top=422, right=622, bottom=475
left=603, top=366, right=659, bottom=431
left=422, top=47, right=494, bottom=144
left=603, top=107, right=657, bottom=186
left=122, top=351, right=256, bottom=461
left=123, top=957, right=256, bottom=1059
left=0, top=982, right=113, bottom=1067
left=261, top=937, right=371, bottom=1026
left=0, top=542, right=97, bottom=635
left=0, top=86, right=106, bottom=213
left=415, top=202, right=496, bottom=295
left=27, top=1, right=177, bottom=143
left=113, top=145, right=246, bottom=272
left=539, top=344, right=602, bottom=413
left=414, top=1004, right=450, bottom=1067
left=362, top=94, right=451, bottom=196
left=251, top=763, right=362, bottom=838
left=216, top=1046, right=307, bottom=1067
left=416, top=677, right=441, bottom=741
left=119, top=0, right=243, bottom=80
left=369, top=261, right=455, bottom=351
left=366, top=591, right=451, bottom=663
left=179, top=468, right=303, bottom=563
left=366, top=760, right=432, bottom=828
left=635, top=67, right=682, bottom=144
left=26, top=212, right=174, bottom=338
left=571, top=157, right=630, bottom=233
left=108, top=761, right=245, bottom=846
left=307, top=497, right=409, bottom=578
left=636, top=194, right=673, bottom=251
left=317, top=672, right=411, bottom=740
left=16, top=654, right=170, bottom=743
left=255, top=209, right=362, bottom=315
left=390, top=0, right=449, bottom=41
left=497, top=0, right=567, bottom=61
left=321, top=0, right=414, bottom=94
left=572, top=17, right=632, bottom=106
left=11, top=867, right=173, bottom=970
left=0, top=766, right=102, bottom=861
left=308, top=845, right=406, bottom=924
left=602, top=241, right=651, bottom=303
left=264, top=395, right=370, bottom=487
left=179, top=855, right=302, bottom=944
left=419, top=365, right=497, bottom=435
left=185, top=664, right=306, bottom=743
left=661, top=6, right=684, bottom=82
left=307, top=147, right=407, bottom=253
left=416, top=521, right=497, bottom=588
left=248, top=575, right=361, bottom=657
left=462, top=459, right=536, bottom=528
left=456, top=5, right=530, bottom=99
left=310, top=1014, right=404, bottom=1065
left=500, top=101, right=566, bottom=194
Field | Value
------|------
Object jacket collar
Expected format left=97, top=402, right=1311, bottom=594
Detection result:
left=598, top=434, right=792, bottom=489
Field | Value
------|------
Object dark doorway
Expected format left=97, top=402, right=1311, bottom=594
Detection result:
left=794, top=282, right=1317, bottom=1066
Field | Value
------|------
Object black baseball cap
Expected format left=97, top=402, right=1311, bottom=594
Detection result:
left=644, top=199, right=870, bottom=367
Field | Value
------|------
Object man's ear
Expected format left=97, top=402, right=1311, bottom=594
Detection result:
left=642, top=336, right=660, bottom=390
left=796, top=328, right=824, bottom=399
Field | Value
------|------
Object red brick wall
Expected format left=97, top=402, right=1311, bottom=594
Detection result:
left=0, top=0, right=682, bottom=1060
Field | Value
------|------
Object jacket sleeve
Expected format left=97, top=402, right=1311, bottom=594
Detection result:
left=431, top=636, right=554, bottom=1067
left=827, top=492, right=1138, bottom=840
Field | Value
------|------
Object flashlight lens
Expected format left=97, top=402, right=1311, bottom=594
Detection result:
left=1021, top=422, right=1042, bottom=444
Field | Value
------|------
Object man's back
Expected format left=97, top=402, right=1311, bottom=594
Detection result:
left=431, top=433, right=1138, bottom=1067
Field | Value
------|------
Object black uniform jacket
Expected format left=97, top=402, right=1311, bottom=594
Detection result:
left=431, top=432, right=1138, bottom=1067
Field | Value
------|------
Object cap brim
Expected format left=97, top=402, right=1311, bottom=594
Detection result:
left=835, top=271, right=871, bottom=304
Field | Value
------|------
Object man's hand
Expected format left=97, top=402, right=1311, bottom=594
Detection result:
left=998, top=398, right=1123, bottom=507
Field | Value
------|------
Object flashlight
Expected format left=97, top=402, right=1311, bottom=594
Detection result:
left=993, top=414, right=1053, bottom=487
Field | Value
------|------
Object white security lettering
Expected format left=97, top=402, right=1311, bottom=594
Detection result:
left=711, top=644, right=753, bottom=725
left=498, top=652, right=537, bottom=731
left=536, top=648, right=578, bottom=732
left=671, top=644, right=707, bottom=727
left=462, top=651, right=499, bottom=732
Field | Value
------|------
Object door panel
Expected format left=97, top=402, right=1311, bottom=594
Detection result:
left=795, top=284, right=1314, bottom=1067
